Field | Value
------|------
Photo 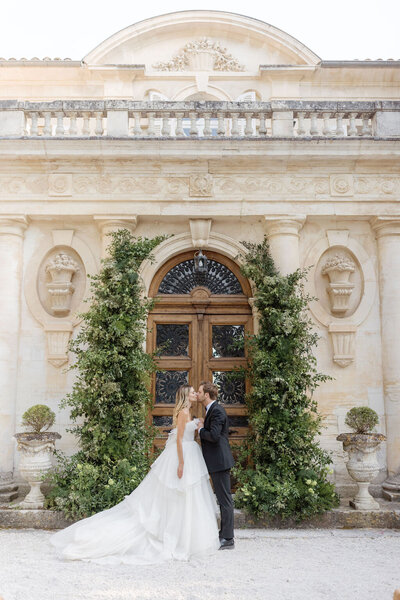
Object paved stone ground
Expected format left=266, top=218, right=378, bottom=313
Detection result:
left=0, top=528, right=399, bottom=600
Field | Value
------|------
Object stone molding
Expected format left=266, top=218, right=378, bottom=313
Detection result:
left=371, top=217, right=400, bottom=238
left=24, top=230, right=98, bottom=367
left=94, top=216, right=138, bottom=258
left=0, top=216, right=28, bottom=237
left=264, top=216, right=305, bottom=238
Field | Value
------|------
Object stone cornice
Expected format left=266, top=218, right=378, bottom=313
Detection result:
left=370, top=217, right=400, bottom=237
left=0, top=215, right=29, bottom=236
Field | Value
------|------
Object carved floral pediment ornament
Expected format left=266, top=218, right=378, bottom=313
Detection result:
left=152, top=38, right=245, bottom=72
left=321, top=252, right=356, bottom=315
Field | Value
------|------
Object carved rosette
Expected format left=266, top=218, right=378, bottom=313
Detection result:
left=322, top=252, right=356, bottom=314
left=190, top=174, right=213, bottom=197
left=45, top=253, right=79, bottom=315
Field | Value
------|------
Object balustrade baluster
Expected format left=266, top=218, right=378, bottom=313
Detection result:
left=68, top=112, right=78, bottom=136
left=146, top=112, right=155, bottom=137
left=161, top=112, right=171, bottom=137
left=42, top=112, right=52, bottom=136
left=296, top=111, right=306, bottom=136
left=202, top=113, right=212, bottom=136
left=55, top=112, right=65, bottom=136
left=94, top=112, right=104, bottom=136
left=230, top=112, right=239, bottom=136
left=361, top=113, right=371, bottom=136
left=322, top=112, right=331, bottom=136
left=189, top=112, right=198, bottom=136
left=258, top=113, right=267, bottom=136
left=310, top=112, right=319, bottom=136
left=244, top=112, right=253, bottom=136
left=217, top=112, right=225, bottom=136
left=174, top=112, right=184, bottom=136
left=131, top=111, right=142, bottom=136
left=348, top=112, right=358, bottom=136
left=29, top=112, right=39, bottom=136
left=335, top=112, right=345, bottom=136
left=81, top=112, right=90, bottom=136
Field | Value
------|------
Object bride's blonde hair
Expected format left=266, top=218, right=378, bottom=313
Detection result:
left=172, top=385, right=192, bottom=428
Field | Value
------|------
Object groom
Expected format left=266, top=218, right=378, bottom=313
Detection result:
left=197, top=381, right=235, bottom=550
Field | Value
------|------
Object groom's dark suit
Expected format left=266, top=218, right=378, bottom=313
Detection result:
left=199, top=401, right=235, bottom=540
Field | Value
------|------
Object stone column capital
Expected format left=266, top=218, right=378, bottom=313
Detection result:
left=370, top=216, right=400, bottom=238
left=0, top=216, right=29, bottom=237
left=264, top=215, right=306, bottom=238
left=93, top=215, right=138, bottom=234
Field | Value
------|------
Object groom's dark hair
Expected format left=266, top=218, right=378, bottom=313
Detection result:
left=200, top=381, right=218, bottom=400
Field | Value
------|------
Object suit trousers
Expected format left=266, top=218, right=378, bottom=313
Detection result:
left=210, top=469, right=234, bottom=540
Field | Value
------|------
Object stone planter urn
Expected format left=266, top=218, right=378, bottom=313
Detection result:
left=336, top=432, right=386, bottom=509
left=322, top=252, right=356, bottom=314
left=14, top=431, right=61, bottom=509
left=45, top=252, right=79, bottom=314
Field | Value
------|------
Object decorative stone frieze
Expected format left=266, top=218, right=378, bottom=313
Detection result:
left=153, top=38, right=245, bottom=72
left=329, top=175, right=354, bottom=196
left=189, top=174, right=213, bottom=197
left=48, top=174, right=72, bottom=196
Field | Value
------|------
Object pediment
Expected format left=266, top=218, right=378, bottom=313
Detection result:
left=83, top=11, right=320, bottom=70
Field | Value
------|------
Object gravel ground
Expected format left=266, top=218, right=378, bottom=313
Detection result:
left=0, top=528, right=399, bottom=600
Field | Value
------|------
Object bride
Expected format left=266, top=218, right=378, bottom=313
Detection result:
left=50, top=385, right=220, bottom=564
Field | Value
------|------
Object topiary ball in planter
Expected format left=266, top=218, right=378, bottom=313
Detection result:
left=344, top=406, right=379, bottom=434
left=21, top=404, right=55, bottom=433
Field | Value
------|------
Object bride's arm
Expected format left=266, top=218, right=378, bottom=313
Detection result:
left=176, top=412, right=186, bottom=479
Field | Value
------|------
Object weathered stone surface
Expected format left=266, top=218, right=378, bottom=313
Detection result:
left=373, top=111, right=400, bottom=137
left=1, top=499, right=399, bottom=530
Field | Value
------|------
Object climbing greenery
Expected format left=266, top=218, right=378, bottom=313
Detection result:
left=46, top=230, right=166, bottom=519
left=233, top=237, right=339, bottom=521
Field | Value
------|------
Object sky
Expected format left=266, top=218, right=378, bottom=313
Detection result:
left=0, top=0, right=398, bottom=62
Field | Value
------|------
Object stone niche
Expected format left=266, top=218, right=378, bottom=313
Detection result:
left=315, top=247, right=363, bottom=318
left=37, top=246, right=86, bottom=318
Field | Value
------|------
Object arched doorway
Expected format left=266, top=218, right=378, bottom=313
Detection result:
left=147, top=250, right=252, bottom=449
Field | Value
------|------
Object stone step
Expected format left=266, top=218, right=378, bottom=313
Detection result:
left=383, top=489, right=400, bottom=502
left=0, top=482, right=19, bottom=503
left=0, top=498, right=399, bottom=530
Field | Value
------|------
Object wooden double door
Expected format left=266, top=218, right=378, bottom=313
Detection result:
left=147, top=252, right=253, bottom=449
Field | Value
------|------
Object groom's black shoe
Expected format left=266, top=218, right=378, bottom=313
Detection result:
left=219, top=538, right=235, bottom=550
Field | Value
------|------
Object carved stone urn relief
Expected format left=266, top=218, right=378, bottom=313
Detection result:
left=45, top=252, right=80, bottom=315
left=25, top=229, right=97, bottom=367
left=321, top=252, right=356, bottom=314
left=305, top=229, right=376, bottom=369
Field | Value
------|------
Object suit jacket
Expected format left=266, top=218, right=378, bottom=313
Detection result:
left=199, top=401, right=235, bottom=474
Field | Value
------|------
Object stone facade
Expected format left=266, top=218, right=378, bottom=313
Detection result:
left=1, top=11, right=400, bottom=497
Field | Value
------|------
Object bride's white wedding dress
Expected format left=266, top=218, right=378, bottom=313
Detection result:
left=50, top=419, right=220, bottom=564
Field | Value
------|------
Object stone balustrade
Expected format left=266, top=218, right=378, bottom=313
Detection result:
left=0, top=100, right=399, bottom=138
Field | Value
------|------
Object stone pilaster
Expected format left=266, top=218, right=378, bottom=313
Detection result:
left=372, top=217, right=400, bottom=495
left=0, top=216, right=28, bottom=495
left=264, top=216, right=305, bottom=275
left=94, top=216, right=138, bottom=258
